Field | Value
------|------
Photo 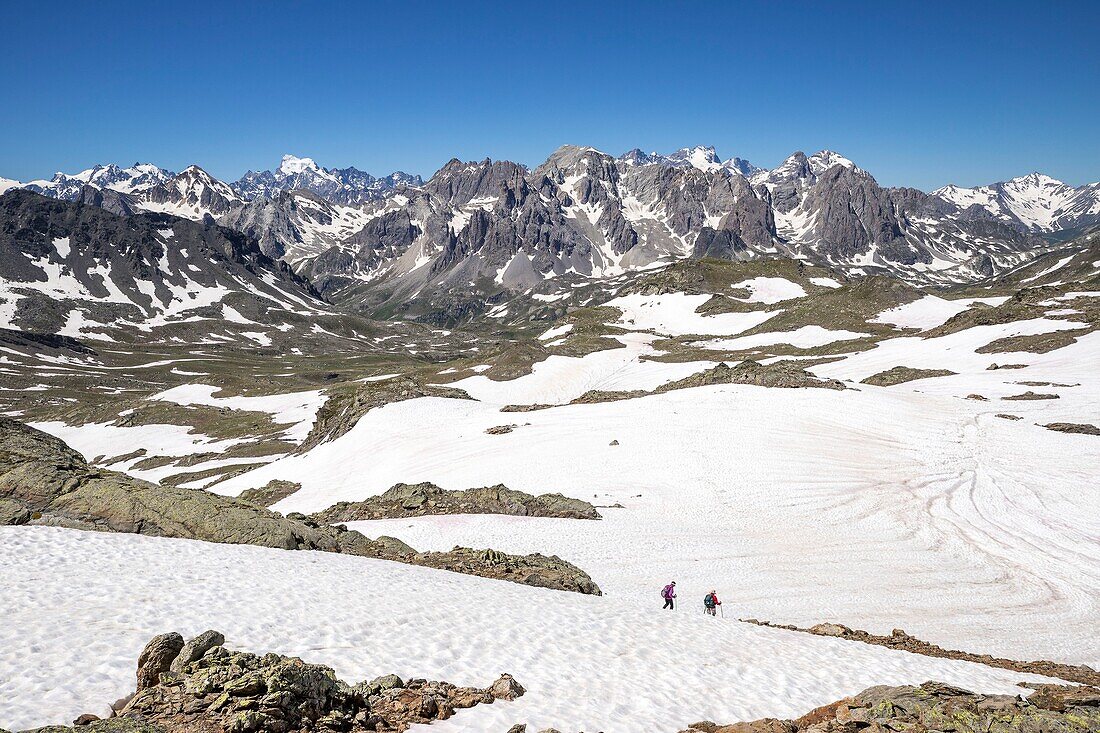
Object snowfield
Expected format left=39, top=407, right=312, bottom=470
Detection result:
left=449, top=332, right=714, bottom=405
left=149, top=383, right=326, bottom=443
left=6, top=286, right=1099, bottom=732
left=605, top=293, right=781, bottom=336
left=0, top=527, right=1063, bottom=732
left=213, top=381, right=1100, bottom=669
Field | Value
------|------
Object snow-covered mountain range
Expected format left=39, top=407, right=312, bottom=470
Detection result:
left=232, top=154, right=423, bottom=205
left=933, top=172, right=1100, bottom=232
left=3, top=147, right=1098, bottom=324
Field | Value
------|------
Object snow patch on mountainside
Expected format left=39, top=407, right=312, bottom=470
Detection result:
left=149, top=385, right=325, bottom=443
left=731, top=277, right=808, bottom=304
left=607, top=293, right=781, bottom=336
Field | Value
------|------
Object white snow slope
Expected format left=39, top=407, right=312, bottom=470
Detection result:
left=6, top=294, right=1099, bottom=732
left=0, top=527, right=1062, bottom=732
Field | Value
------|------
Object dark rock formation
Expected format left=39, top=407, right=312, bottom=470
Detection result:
left=0, top=416, right=379, bottom=554
left=53, top=631, right=522, bottom=733
left=312, top=482, right=601, bottom=522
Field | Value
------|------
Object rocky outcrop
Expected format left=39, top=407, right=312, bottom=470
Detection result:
left=54, top=631, right=522, bottom=733
left=312, top=482, right=601, bottom=522
left=1003, top=391, right=1060, bottom=400
left=740, top=619, right=1100, bottom=686
left=237, top=480, right=302, bottom=507
left=501, top=360, right=844, bottom=412
left=977, top=329, right=1088, bottom=354
left=860, top=366, right=956, bottom=386
left=0, top=417, right=599, bottom=594
left=680, top=680, right=1100, bottom=733
left=411, top=546, right=602, bottom=596
left=296, top=378, right=472, bottom=452
left=1044, top=422, right=1100, bottom=436
left=0, top=416, right=374, bottom=553
left=655, top=361, right=845, bottom=392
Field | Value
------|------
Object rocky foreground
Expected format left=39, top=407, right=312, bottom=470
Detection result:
left=679, top=680, right=1100, bottom=733
left=8, top=631, right=524, bottom=733
left=0, top=417, right=600, bottom=595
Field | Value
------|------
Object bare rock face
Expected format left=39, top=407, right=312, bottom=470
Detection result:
left=681, top=680, right=1100, bottom=733
left=51, top=631, right=524, bottom=733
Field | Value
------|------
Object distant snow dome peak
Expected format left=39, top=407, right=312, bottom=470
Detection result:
left=667, top=145, right=724, bottom=172
left=279, top=154, right=321, bottom=175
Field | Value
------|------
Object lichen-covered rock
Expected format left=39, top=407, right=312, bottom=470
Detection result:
left=236, top=479, right=301, bottom=507
left=1044, top=422, right=1100, bottom=436
left=170, top=630, right=225, bottom=672
left=49, top=632, right=524, bottom=733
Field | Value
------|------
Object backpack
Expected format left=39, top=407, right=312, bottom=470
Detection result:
left=703, top=594, right=716, bottom=608
left=662, top=584, right=674, bottom=599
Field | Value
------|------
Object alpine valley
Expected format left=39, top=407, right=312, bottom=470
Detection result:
left=1, top=145, right=1098, bottom=733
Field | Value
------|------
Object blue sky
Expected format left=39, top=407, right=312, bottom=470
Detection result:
left=1, top=1, right=1097, bottom=190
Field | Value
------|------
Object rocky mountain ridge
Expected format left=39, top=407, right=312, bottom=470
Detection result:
left=4, top=147, right=1099, bottom=328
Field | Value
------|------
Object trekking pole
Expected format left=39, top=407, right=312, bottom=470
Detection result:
left=720, top=605, right=725, bottom=618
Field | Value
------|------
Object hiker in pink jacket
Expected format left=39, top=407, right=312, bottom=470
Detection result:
left=661, top=581, right=676, bottom=610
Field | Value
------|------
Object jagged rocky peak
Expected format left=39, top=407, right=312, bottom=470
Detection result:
left=426, top=156, right=528, bottom=206
left=618, top=148, right=659, bottom=166
left=19, top=162, right=176, bottom=201
left=931, top=170, right=1099, bottom=232
left=140, top=164, right=242, bottom=219
left=535, top=146, right=620, bottom=193
left=807, top=149, right=859, bottom=175
left=615, top=145, right=760, bottom=177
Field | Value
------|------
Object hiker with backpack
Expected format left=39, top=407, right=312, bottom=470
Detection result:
left=661, top=581, right=676, bottom=609
left=703, top=590, right=721, bottom=616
